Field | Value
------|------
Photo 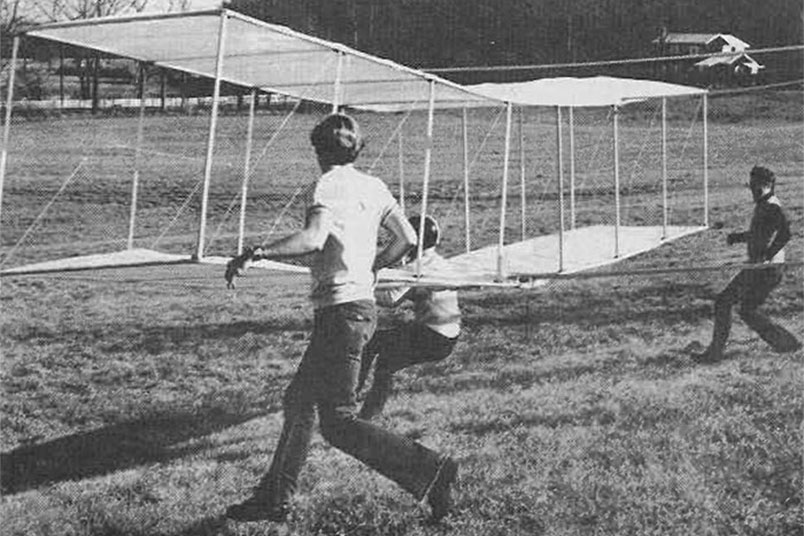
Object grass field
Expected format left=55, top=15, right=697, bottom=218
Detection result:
left=1, top=91, right=802, bottom=535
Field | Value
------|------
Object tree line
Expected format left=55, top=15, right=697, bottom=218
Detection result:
left=229, top=0, right=803, bottom=83
left=2, top=0, right=801, bottom=109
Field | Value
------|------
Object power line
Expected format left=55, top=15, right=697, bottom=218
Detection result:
left=708, top=78, right=804, bottom=95
left=426, top=45, right=804, bottom=74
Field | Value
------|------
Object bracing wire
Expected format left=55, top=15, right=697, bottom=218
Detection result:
left=204, top=57, right=340, bottom=253
left=456, top=107, right=506, bottom=195
left=427, top=45, right=804, bottom=74
left=22, top=257, right=802, bottom=292
left=150, top=176, right=205, bottom=249
left=260, top=182, right=311, bottom=242
left=0, top=158, right=87, bottom=268
left=707, top=78, right=804, bottom=96
left=366, top=107, right=418, bottom=175
left=622, top=102, right=661, bottom=224
left=573, top=107, right=614, bottom=197
left=666, top=96, right=704, bottom=225
left=445, top=106, right=507, bottom=238
left=110, top=144, right=216, bottom=163
left=244, top=101, right=423, bottom=248
left=427, top=105, right=507, bottom=234
left=206, top=98, right=305, bottom=252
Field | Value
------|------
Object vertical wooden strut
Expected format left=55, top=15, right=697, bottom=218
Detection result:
left=568, top=106, right=576, bottom=230
left=416, top=80, right=436, bottom=277
left=496, top=102, right=513, bottom=280
left=59, top=46, right=65, bottom=110
left=519, top=106, right=526, bottom=241
left=0, top=36, right=20, bottom=233
left=127, top=63, right=147, bottom=250
left=195, top=9, right=228, bottom=260
left=237, top=88, right=258, bottom=255
left=332, top=50, right=344, bottom=113
left=398, top=128, right=405, bottom=213
left=556, top=106, right=565, bottom=272
left=702, top=93, right=709, bottom=228
left=613, top=104, right=621, bottom=258
left=661, top=97, right=668, bottom=239
left=462, top=107, right=471, bottom=253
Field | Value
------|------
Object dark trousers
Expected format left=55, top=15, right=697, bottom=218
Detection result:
left=358, top=324, right=457, bottom=392
left=260, top=300, right=443, bottom=504
left=709, top=266, right=800, bottom=353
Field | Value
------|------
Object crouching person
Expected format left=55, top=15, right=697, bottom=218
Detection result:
left=358, top=215, right=462, bottom=420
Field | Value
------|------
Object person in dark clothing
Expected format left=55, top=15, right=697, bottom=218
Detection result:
left=694, top=166, right=801, bottom=363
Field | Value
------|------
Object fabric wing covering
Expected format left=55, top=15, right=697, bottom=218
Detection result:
left=25, top=9, right=500, bottom=111
left=466, top=76, right=706, bottom=107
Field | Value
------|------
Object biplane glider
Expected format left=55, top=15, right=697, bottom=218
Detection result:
left=0, top=9, right=711, bottom=289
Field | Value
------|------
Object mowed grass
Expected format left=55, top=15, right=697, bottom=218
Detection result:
left=1, top=92, right=803, bottom=535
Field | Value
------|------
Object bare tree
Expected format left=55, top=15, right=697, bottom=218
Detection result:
left=29, top=0, right=149, bottom=111
left=167, top=0, right=192, bottom=12
left=32, top=0, right=147, bottom=21
left=1, top=0, right=26, bottom=58
left=1, top=0, right=26, bottom=33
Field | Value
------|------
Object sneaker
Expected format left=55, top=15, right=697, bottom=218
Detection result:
left=358, top=374, right=393, bottom=420
left=692, top=348, right=724, bottom=364
left=225, top=492, right=289, bottom=523
left=427, top=457, right=458, bottom=521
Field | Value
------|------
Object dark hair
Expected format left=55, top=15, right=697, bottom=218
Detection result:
left=408, top=215, right=440, bottom=250
left=750, top=165, right=775, bottom=187
left=310, top=113, right=365, bottom=165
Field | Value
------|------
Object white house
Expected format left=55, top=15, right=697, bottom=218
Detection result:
left=653, top=31, right=764, bottom=78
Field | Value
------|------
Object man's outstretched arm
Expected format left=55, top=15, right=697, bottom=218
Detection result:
left=255, top=207, right=332, bottom=259
left=225, top=208, right=332, bottom=288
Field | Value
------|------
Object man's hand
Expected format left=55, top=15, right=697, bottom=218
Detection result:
left=224, top=247, right=264, bottom=289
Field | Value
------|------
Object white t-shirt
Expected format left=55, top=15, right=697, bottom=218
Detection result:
left=376, top=250, right=461, bottom=338
left=306, top=164, right=401, bottom=309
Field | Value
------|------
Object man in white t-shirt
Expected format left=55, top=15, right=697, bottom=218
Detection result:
left=224, top=114, right=459, bottom=524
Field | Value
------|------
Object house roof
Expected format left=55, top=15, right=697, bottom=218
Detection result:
left=716, top=34, right=751, bottom=49
left=694, top=52, right=763, bottom=69
left=654, top=32, right=750, bottom=49
left=656, top=33, right=714, bottom=45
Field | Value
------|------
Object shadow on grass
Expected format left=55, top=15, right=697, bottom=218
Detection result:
left=8, top=317, right=312, bottom=352
left=177, top=515, right=293, bottom=536
left=407, top=360, right=608, bottom=397
left=463, top=281, right=717, bottom=329
left=1, top=401, right=278, bottom=496
left=402, top=343, right=696, bottom=401
left=174, top=516, right=232, bottom=536
left=449, top=403, right=619, bottom=436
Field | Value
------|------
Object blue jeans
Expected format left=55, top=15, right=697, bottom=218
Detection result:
left=358, top=324, right=458, bottom=392
left=710, top=266, right=800, bottom=353
left=259, top=300, right=443, bottom=503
